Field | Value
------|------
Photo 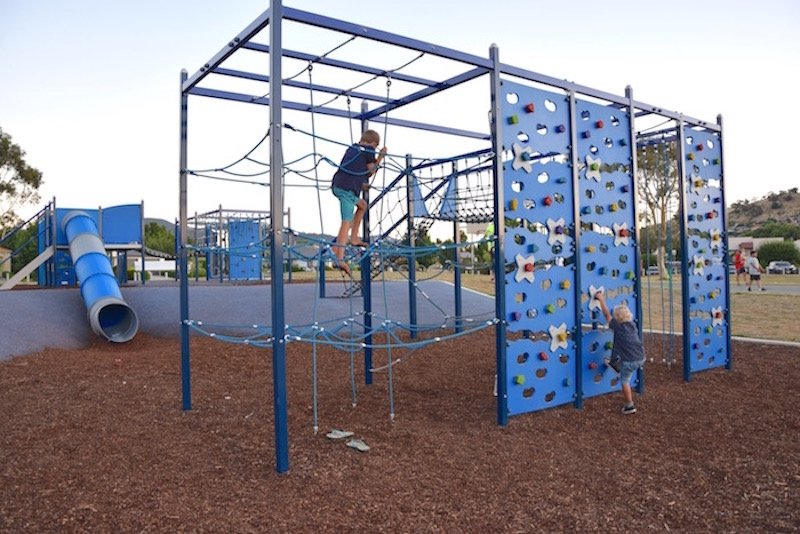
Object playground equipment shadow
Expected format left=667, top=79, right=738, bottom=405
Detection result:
left=0, top=280, right=494, bottom=360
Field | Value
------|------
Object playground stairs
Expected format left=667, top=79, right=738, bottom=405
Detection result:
left=0, top=202, right=54, bottom=291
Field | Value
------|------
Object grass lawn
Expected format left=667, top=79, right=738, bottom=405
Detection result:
left=290, top=269, right=799, bottom=342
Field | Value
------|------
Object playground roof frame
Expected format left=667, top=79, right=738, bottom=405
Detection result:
left=182, top=5, right=721, bottom=140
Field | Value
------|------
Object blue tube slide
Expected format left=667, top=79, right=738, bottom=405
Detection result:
left=62, top=210, right=139, bottom=342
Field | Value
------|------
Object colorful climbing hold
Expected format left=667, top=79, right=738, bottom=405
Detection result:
left=545, top=304, right=555, bottom=314
left=586, top=245, right=596, bottom=253
left=513, top=375, right=526, bottom=385
left=560, top=280, right=571, bottom=289
left=588, top=362, right=598, bottom=370
left=555, top=124, right=566, bottom=133
left=508, top=115, right=519, bottom=125
left=509, top=198, right=518, bottom=210
left=525, top=103, right=535, bottom=113
left=582, top=131, right=591, bottom=139
left=543, top=196, right=553, bottom=206
left=595, top=120, right=604, bottom=129
left=538, top=351, right=549, bottom=361
left=604, top=341, right=613, bottom=350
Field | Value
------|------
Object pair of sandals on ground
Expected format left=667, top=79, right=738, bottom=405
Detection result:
left=325, top=428, right=370, bottom=452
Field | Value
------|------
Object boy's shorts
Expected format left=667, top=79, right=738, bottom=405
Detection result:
left=750, top=274, right=761, bottom=281
left=332, top=187, right=358, bottom=222
left=620, top=359, right=644, bottom=385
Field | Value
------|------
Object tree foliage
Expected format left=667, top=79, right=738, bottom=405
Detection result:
left=636, top=141, right=680, bottom=274
left=0, top=128, right=43, bottom=233
left=750, top=222, right=800, bottom=241
left=757, top=241, right=800, bottom=266
left=144, top=222, right=176, bottom=255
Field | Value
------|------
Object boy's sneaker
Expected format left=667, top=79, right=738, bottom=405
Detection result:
left=604, top=357, right=621, bottom=373
left=621, top=404, right=637, bottom=415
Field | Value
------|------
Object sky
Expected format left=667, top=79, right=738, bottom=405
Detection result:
left=1, top=0, right=799, bottom=239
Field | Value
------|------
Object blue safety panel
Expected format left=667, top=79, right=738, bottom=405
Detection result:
left=575, top=98, right=639, bottom=398
left=501, top=79, right=577, bottom=415
left=54, top=250, right=77, bottom=286
left=54, top=208, right=99, bottom=246
left=683, top=127, right=729, bottom=373
left=229, top=220, right=261, bottom=280
left=102, top=204, right=143, bottom=245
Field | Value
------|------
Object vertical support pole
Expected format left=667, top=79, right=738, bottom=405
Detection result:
left=489, top=44, right=508, bottom=426
left=139, top=200, right=146, bottom=285
left=269, top=0, right=290, bottom=474
left=717, top=114, right=732, bottom=371
left=218, top=204, right=224, bottom=283
left=406, top=153, right=418, bottom=339
left=626, top=86, right=644, bottom=394
left=452, top=161, right=463, bottom=334
left=676, top=119, right=692, bottom=383
left=567, top=89, right=584, bottom=409
left=286, top=208, right=292, bottom=283
left=48, top=197, right=57, bottom=286
left=178, top=69, right=191, bottom=411
left=360, top=100, right=373, bottom=385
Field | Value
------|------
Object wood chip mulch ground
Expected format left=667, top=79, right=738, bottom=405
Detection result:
left=1, top=330, right=798, bottom=532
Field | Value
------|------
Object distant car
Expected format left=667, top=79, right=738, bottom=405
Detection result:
left=767, top=261, right=798, bottom=274
left=644, top=265, right=660, bottom=276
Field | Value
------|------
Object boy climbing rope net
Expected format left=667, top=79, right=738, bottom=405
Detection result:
left=331, top=129, right=387, bottom=275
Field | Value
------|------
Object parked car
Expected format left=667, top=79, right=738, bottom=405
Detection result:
left=644, top=265, right=660, bottom=276
left=767, top=260, right=798, bottom=274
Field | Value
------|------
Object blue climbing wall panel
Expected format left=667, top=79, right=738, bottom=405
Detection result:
left=502, top=80, right=578, bottom=415
left=229, top=220, right=261, bottom=280
left=575, top=99, right=639, bottom=399
left=682, top=127, right=730, bottom=373
left=500, top=79, right=640, bottom=416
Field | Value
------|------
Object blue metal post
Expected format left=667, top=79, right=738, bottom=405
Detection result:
left=567, top=90, right=584, bottom=409
left=452, top=161, right=463, bottom=334
left=676, top=120, right=692, bottom=383
left=269, top=0, right=290, bottom=474
left=178, top=69, right=192, bottom=411
left=717, top=114, right=732, bottom=371
left=406, top=154, right=418, bottom=339
left=627, top=86, right=645, bottom=395
left=361, top=100, right=373, bottom=385
left=489, top=44, right=508, bottom=426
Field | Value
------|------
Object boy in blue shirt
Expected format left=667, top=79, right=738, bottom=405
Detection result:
left=331, top=129, right=387, bottom=275
left=595, top=291, right=645, bottom=414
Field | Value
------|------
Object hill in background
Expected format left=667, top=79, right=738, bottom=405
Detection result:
left=727, top=188, right=800, bottom=236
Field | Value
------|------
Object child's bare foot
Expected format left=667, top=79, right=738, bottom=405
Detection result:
left=337, top=261, right=351, bottom=276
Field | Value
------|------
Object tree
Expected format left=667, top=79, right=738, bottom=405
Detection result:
left=757, top=241, right=800, bottom=267
left=144, top=222, right=176, bottom=255
left=637, top=141, right=680, bottom=276
left=0, top=128, right=43, bottom=235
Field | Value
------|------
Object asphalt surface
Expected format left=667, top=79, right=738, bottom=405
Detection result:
left=0, top=280, right=495, bottom=360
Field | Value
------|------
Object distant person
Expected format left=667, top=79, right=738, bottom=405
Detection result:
left=733, top=249, right=747, bottom=286
left=594, top=291, right=645, bottom=415
left=746, top=250, right=766, bottom=291
left=331, top=130, right=387, bottom=275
